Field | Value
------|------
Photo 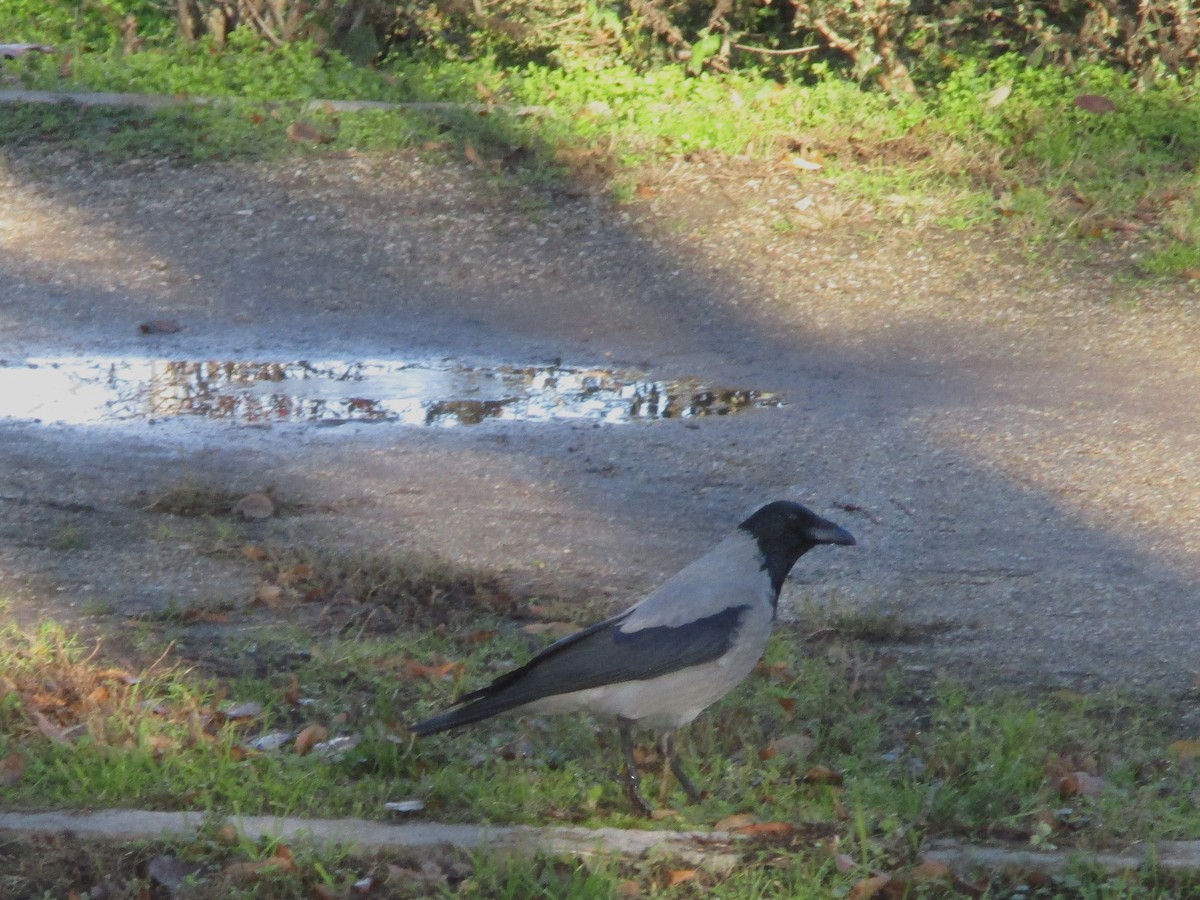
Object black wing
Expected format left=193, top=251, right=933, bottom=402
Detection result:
left=410, top=605, right=747, bottom=734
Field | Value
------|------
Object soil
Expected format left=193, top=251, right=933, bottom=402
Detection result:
left=1, top=138, right=1198, bottom=705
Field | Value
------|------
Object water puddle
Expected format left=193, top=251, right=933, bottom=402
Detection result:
left=0, top=357, right=781, bottom=427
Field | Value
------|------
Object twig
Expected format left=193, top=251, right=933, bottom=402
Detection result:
left=239, top=0, right=285, bottom=46
left=731, top=42, right=819, bottom=56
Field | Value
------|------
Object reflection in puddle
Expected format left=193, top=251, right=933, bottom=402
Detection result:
left=0, top=358, right=781, bottom=427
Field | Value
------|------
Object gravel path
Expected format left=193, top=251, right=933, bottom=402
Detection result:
left=0, top=142, right=1197, bottom=699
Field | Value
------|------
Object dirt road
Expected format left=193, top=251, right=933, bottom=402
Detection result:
left=1, top=143, right=1197, bottom=697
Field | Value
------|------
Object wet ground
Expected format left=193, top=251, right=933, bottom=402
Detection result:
left=1, top=143, right=1198, bottom=701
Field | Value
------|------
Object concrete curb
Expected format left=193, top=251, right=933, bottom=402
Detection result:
left=0, top=89, right=551, bottom=116
left=0, top=810, right=742, bottom=870
left=5, top=810, right=1200, bottom=879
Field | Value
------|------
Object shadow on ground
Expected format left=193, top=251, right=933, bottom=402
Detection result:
left=0, top=99, right=1198, bottom=698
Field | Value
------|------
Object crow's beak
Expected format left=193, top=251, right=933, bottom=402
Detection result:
left=810, top=522, right=856, bottom=546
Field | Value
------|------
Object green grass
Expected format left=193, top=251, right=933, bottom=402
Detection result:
left=4, top=604, right=1200, bottom=894
left=2, top=600, right=1200, bottom=897
left=3, top=40, right=1200, bottom=272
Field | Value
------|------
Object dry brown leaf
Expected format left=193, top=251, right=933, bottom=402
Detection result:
left=32, top=710, right=71, bottom=744
left=312, top=885, right=337, bottom=900
left=803, top=765, right=844, bottom=786
left=650, top=808, right=680, bottom=820
left=1057, top=770, right=1104, bottom=798
left=279, top=563, right=316, bottom=585
left=254, top=582, right=285, bottom=608
left=907, top=858, right=953, bottom=884
left=777, top=696, right=796, bottom=713
left=294, top=724, right=329, bottom=756
left=0, top=751, right=26, bottom=785
left=1169, top=739, right=1200, bottom=761
left=242, top=544, right=268, bottom=562
left=184, top=609, right=232, bottom=624
left=457, top=629, right=497, bottom=645
left=715, top=813, right=757, bottom=831
left=283, top=674, right=302, bottom=706
left=616, top=879, right=642, bottom=897
left=635, top=183, right=656, bottom=198
left=520, top=621, right=582, bottom=638
left=755, top=661, right=794, bottom=682
left=665, top=868, right=698, bottom=887
left=765, top=732, right=815, bottom=759
left=404, top=661, right=465, bottom=682
left=848, top=874, right=891, bottom=899
left=734, top=821, right=796, bottom=837
left=1074, top=94, right=1117, bottom=114
left=286, top=121, right=334, bottom=143
left=464, top=144, right=481, bottom=165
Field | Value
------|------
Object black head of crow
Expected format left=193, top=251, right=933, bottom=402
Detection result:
left=410, top=499, right=855, bottom=815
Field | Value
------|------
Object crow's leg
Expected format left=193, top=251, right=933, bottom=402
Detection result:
left=618, top=717, right=653, bottom=818
left=661, top=730, right=702, bottom=803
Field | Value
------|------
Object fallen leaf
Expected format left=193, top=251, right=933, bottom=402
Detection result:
left=985, top=81, right=1013, bottom=109
left=765, top=732, right=815, bottom=759
left=464, top=144, right=481, bottom=165
left=1057, top=770, right=1104, bottom=798
left=733, top=821, right=796, bottom=837
left=254, top=582, right=285, bottom=608
left=777, top=696, right=796, bottom=713
left=848, top=874, right=891, bottom=899
left=803, top=765, right=844, bottom=786
left=183, top=609, right=231, bottom=624
left=0, top=751, right=26, bottom=785
left=715, top=813, right=757, bottom=831
left=907, top=858, right=953, bottom=884
left=404, top=661, right=465, bottom=682
left=755, top=661, right=794, bottom=682
left=1074, top=94, right=1117, bottom=114
left=138, top=319, right=181, bottom=335
left=286, top=120, right=334, bottom=143
left=616, top=879, right=642, bottom=897
left=294, top=724, right=328, bottom=756
left=242, top=544, right=268, bottom=562
left=665, top=868, right=698, bottom=887
left=32, top=710, right=71, bottom=744
left=224, top=701, right=263, bottom=720
left=235, top=492, right=275, bottom=520
left=312, top=885, right=337, bottom=900
left=457, top=629, right=497, bottom=645
left=520, top=621, right=582, bottom=638
left=283, top=674, right=302, bottom=706
left=650, top=808, right=680, bottom=820
left=279, top=563, right=316, bottom=585
left=636, top=183, right=656, bottom=199
left=1169, top=739, right=1200, bottom=761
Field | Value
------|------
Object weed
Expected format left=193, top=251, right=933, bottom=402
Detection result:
left=52, top=524, right=85, bottom=551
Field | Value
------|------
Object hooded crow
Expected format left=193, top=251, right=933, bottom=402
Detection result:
left=410, top=499, right=855, bottom=815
